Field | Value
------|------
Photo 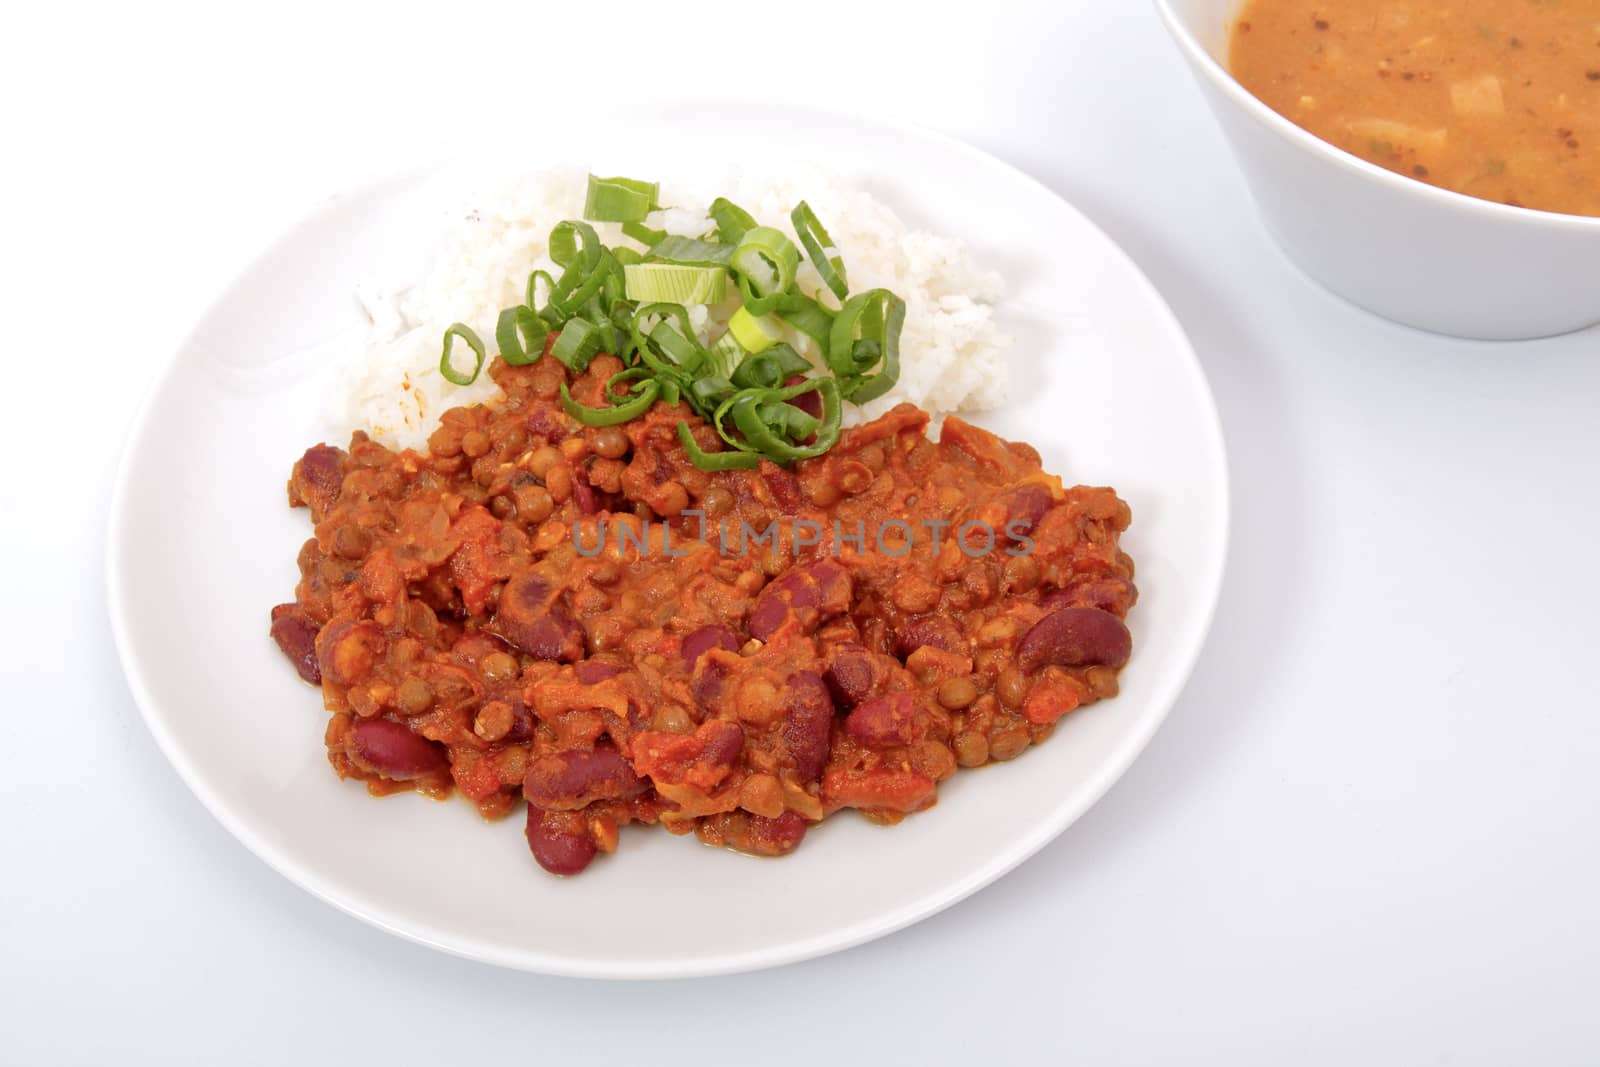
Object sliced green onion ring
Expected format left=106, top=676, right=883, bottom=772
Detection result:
left=647, top=234, right=735, bottom=267
left=439, top=323, right=487, bottom=385
left=496, top=306, right=547, bottom=366
left=560, top=378, right=659, bottom=426
left=623, top=263, right=728, bottom=305
left=550, top=247, right=615, bottom=316
left=708, top=198, right=758, bottom=244
left=629, top=303, right=708, bottom=379
left=827, top=289, right=905, bottom=402
left=758, top=400, right=821, bottom=442
left=550, top=220, right=603, bottom=271
left=778, top=296, right=835, bottom=350
left=677, top=421, right=760, bottom=471
left=791, top=201, right=848, bottom=301
left=583, top=174, right=660, bottom=223
left=731, top=226, right=801, bottom=298
left=688, top=375, right=737, bottom=411
left=708, top=330, right=745, bottom=376
left=551, top=319, right=603, bottom=372
left=728, top=377, right=842, bottom=462
left=605, top=366, right=654, bottom=405
left=732, top=343, right=811, bottom=390
left=648, top=321, right=707, bottom=373
left=526, top=269, right=557, bottom=314
left=622, top=220, right=666, bottom=247
left=727, top=305, right=782, bottom=353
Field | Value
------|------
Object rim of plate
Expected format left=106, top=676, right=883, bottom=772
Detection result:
left=106, top=100, right=1230, bottom=979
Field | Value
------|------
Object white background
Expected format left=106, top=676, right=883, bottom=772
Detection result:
left=4, top=1, right=1598, bottom=1063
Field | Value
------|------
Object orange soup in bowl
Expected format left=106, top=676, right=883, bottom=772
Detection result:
left=1229, top=1, right=1600, bottom=217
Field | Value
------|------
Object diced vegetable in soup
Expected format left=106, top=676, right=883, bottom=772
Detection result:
left=1229, top=0, right=1600, bottom=217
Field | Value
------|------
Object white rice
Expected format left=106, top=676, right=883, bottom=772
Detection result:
left=339, top=168, right=1010, bottom=450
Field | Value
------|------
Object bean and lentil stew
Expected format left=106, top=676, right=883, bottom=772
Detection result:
left=1230, top=0, right=1600, bottom=217
left=272, top=346, right=1137, bottom=875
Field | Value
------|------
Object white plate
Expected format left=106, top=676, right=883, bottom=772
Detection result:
left=107, top=104, right=1228, bottom=978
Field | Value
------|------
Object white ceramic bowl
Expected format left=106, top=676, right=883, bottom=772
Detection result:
left=1155, top=0, right=1600, bottom=340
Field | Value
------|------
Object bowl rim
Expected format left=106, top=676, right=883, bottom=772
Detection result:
left=1152, top=0, right=1600, bottom=233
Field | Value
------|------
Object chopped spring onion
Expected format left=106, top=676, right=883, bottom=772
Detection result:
left=727, top=377, right=841, bottom=462
left=605, top=366, right=654, bottom=405
left=727, top=306, right=783, bottom=353
left=550, top=220, right=603, bottom=271
left=709, top=329, right=745, bottom=370
left=647, top=234, right=735, bottom=267
left=623, top=262, right=727, bottom=305
left=778, top=296, right=835, bottom=350
left=758, top=400, right=821, bottom=442
left=630, top=303, right=708, bottom=379
left=561, top=378, right=660, bottom=426
left=622, top=220, right=666, bottom=247
left=583, top=174, right=660, bottom=223
left=525, top=269, right=555, bottom=311
left=496, top=305, right=548, bottom=366
left=549, top=250, right=614, bottom=317
left=827, top=289, right=905, bottom=403
left=688, top=374, right=737, bottom=411
left=791, top=201, right=848, bottom=301
left=708, top=197, right=758, bottom=244
left=731, top=226, right=800, bottom=298
left=439, top=323, right=487, bottom=385
left=731, top=343, right=811, bottom=390
left=551, top=319, right=603, bottom=372
left=677, top=421, right=760, bottom=471
left=441, top=176, right=918, bottom=472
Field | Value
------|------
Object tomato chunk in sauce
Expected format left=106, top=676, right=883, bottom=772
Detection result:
left=273, top=352, right=1137, bottom=875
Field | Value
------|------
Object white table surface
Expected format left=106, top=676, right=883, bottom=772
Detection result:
left=5, top=1, right=1598, bottom=1063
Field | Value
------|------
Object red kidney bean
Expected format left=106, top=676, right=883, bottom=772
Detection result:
left=632, top=719, right=744, bottom=790
left=351, top=719, right=448, bottom=779
left=692, top=656, right=732, bottom=713
left=523, top=743, right=644, bottom=810
left=781, top=670, right=835, bottom=781
left=571, top=468, right=599, bottom=516
left=891, top=616, right=965, bottom=660
left=290, top=443, right=346, bottom=516
left=681, top=624, right=740, bottom=668
left=1017, top=607, right=1132, bottom=673
left=823, top=642, right=885, bottom=709
left=496, top=692, right=536, bottom=743
left=762, top=464, right=803, bottom=511
left=748, top=810, right=808, bottom=855
left=574, top=659, right=628, bottom=685
left=748, top=559, right=852, bottom=641
left=995, top=482, right=1053, bottom=539
left=844, top=691, right=918, bottom=749
left=510, top=612, right=585, bottom=662
left=1041, top=578, right=1138, bottom=617
left=525, top=807, right=597, bottom=876
left=496, top=570, right=586, bottom=662
left=269, top=604, right=322, bottom=685
left=698, top=719, right=746, bottom=768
